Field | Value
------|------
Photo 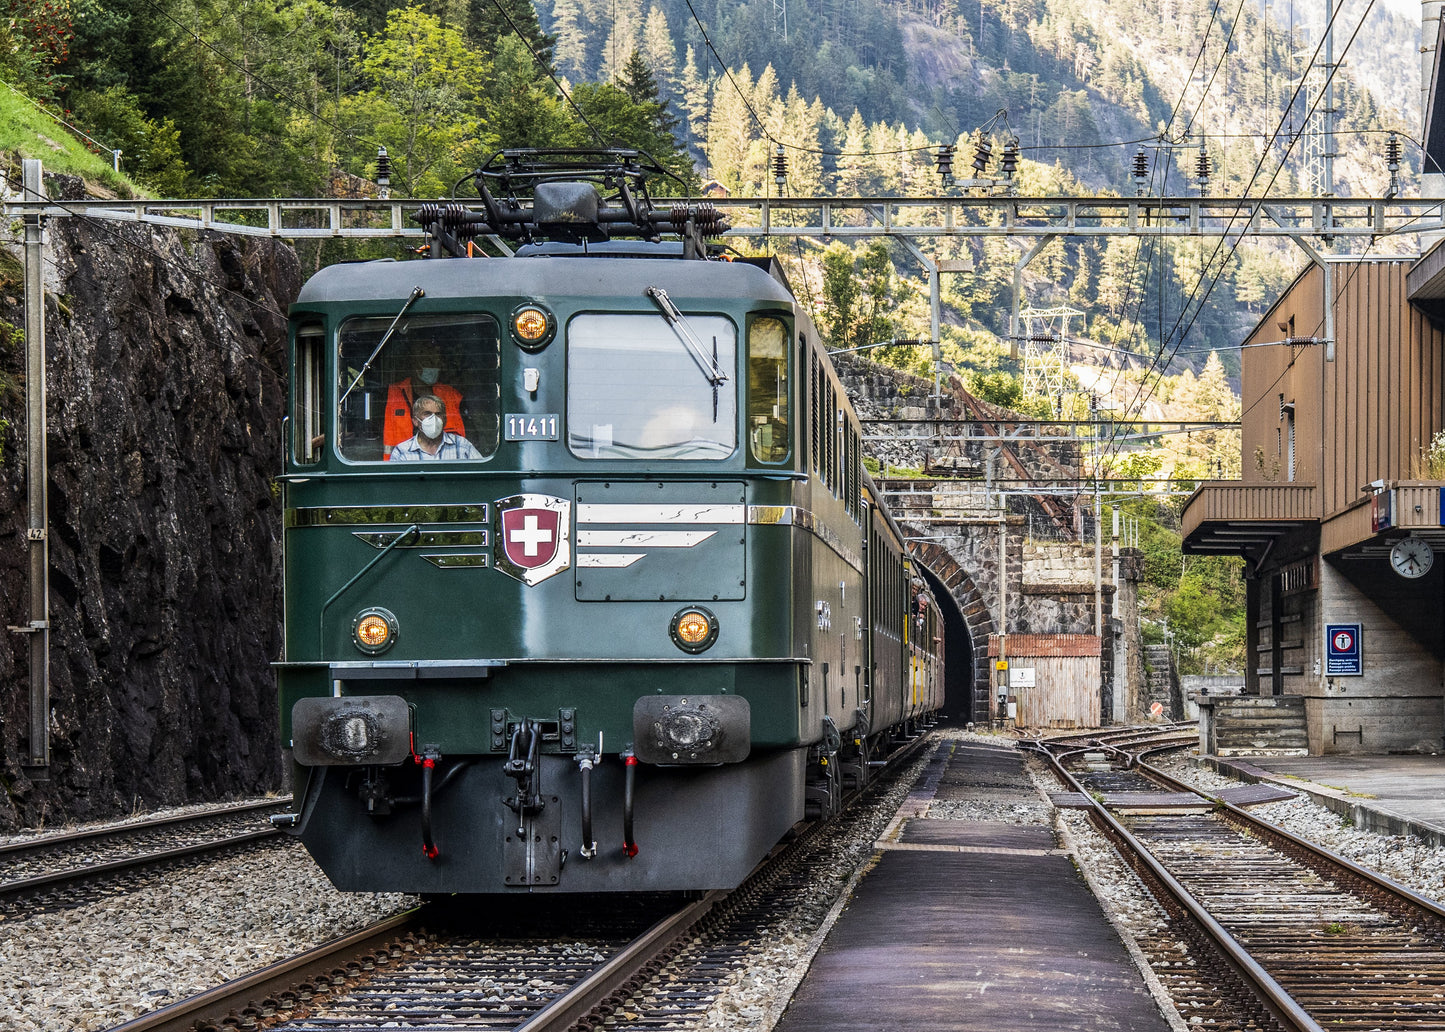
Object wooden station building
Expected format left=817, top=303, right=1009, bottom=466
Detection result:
left=1181, top=10, right=1445, bottom=754
left=1180, top=12, right=1445, bottom=753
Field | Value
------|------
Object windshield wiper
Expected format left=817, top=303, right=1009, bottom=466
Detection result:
left=645, top=287, right=728, bottom=387
left=339, top=286, right=425, bottom=407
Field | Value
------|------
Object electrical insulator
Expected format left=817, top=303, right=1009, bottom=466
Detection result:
left=772, top=145, right=788, bottom=191
left=971, top=136, right=992, bottom=174
left=375, top=146, right=391, bottom=199
left=1131, top=148, right=1149, bottom=182
left=1000, top=139, right=1019, bottom=178
left=1195, top=146, right=1212, bottom=187
left=1385, top=131, right=1402, bottom=199
left=936, top=144, right=955, bottom=184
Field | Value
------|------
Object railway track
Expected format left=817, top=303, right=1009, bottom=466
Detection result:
left=105, top=728, right=938, bottom=1032
left=0, top=798, right=286, bottom=913
left=1036, top=732, right=1445, bottom=1032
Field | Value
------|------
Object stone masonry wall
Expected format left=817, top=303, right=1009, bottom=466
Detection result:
left=837, top=356, right=1139, bottom=724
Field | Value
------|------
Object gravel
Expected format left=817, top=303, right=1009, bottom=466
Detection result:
left=1031, top=745, right=1445, bottom=1032
left=6, top=736, right=1442, bottom=1032
left=1149, top=752, right=1445, bottom=899
left=0, top=838, right=414, bottom=1032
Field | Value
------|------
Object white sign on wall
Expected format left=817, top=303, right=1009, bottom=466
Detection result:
left=1009, top=667, right=1036, bottom=688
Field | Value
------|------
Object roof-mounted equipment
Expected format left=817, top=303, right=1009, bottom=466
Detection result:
left=411, top=148, right=731, bottom=259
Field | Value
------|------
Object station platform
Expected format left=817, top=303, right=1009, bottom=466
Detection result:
left=772, top=739, right=1174, bottom=1032
left=1201, top=752, right=1445, bottom=847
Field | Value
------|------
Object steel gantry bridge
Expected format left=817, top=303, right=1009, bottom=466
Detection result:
left=6, top=191, right=1440, bottom=242
left=5, top=159, right=1443, bottom=772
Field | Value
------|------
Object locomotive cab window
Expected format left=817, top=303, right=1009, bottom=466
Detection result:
left=747, top=316, right=790, bottom=464
left=335, top=313, right=501, bottom=462
left=292, top=322, right=325, bottom=466
left=567, top=312, right=737, bottom=459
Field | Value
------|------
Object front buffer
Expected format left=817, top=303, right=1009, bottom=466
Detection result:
left=285, top=693, right=804, bottom=894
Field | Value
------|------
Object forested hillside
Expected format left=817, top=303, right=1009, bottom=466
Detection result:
left=2, top=0, right=1421, bottom=675
left=1, top=0, right=1417, bottom=377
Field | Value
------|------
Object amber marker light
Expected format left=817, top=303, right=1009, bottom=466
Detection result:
left=353, top=608, right=398, bottom=654
left=511, top=305, right=555, bottom=349
left=670, top=607, right=718, bottom=653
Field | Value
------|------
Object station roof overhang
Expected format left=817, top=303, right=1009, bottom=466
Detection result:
left=1180, top=483, right=1318, bottom=567
left=1406, top=239, right=1445, bottom=322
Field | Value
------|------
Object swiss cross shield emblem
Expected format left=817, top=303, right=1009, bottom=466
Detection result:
left=493, top=494, right=570, bottom=585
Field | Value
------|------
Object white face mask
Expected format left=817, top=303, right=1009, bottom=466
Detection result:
left=419, top=414, right=445, bottom=440
left=417, top=367, right=440, bottom=385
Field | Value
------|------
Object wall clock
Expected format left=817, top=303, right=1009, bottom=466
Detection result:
left=1389, top=536, right=1434, bottom=579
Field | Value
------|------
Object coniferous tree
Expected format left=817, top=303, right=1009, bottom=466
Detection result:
left=781, top=85, right=825, bottom=194
left=677, top=46, right=713, bottom=165
left=706, top=64, right=757, bottom=193
left=598, top=0, right=645, bottom=84
left=467, top=0, right=556, bottom=69
left=615, top=49, right=687, bottom=168
left=549, top=0, right=589, bottom=78
left=640, top=6, right=677, bottom=101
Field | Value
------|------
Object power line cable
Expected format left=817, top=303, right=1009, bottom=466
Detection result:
left=482, top=0, right=611, bottom=148
left=1096, top=0, right=1366, bottom=470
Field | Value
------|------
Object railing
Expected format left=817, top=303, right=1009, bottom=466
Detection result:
left=1, top=194, right=1437, bottom=248
left=1182, top=483, right=1318, bottom=538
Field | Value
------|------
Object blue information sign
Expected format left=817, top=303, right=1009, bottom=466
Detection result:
left=1325, top=623, right=1362, bottom=676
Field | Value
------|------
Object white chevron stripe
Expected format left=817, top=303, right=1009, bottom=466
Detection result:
left=577, top=553, right=646, bottom=568
left=577, top=503, right=745, bottom=524
left=577, top=530, right=717, bottom=547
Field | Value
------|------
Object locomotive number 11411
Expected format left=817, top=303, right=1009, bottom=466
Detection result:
left=504, top=414, right=560, bottom=441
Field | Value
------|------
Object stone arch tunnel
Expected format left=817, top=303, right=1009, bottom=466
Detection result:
left=845, top=355, right=1146, bottom=730
left=911, top=542, right=989, bottom=725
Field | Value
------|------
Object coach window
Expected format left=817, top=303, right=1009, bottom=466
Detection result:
left=747, top=316, right=790, bottom=463
left=292, top=322, right=324, bottom=466
left=810, top=352, right=821, bottom=476
left=335, top=313, right=501, bottom=462
left=568, top=312, right=737, bottom=459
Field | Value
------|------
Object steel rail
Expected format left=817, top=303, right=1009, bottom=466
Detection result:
left=1031, top=744, right=1327, bottom=1032
left=1138, top=757, right=1445, bottom=923
left=102, top=910, right=425, bottom=1032
left=515, top=892, right=723, bottom=1032
left=99, top=723, right=939, bottom=1032
left=0, top=798, right=287, bottom=859
left=526, top=720, right=941, bottom=1032
left=1027, top=723, right=1198, bottom=754
left=0, top=828, right=280, bottom=899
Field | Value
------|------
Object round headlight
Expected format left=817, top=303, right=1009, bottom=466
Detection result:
left=511, top=305, right=555, bottom=350
left=353, top=608, right=398, bottom=654
left=670, top=607, right=718, bottom=653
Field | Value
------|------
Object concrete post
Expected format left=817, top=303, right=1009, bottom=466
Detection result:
left=21, top=159, right=49, bottom=771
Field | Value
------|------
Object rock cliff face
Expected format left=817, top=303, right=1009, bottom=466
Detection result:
left=0, top=174, right=300, bottom=829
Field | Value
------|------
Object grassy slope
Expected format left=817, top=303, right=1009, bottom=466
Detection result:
left=0, top=85, right=142, bottom=197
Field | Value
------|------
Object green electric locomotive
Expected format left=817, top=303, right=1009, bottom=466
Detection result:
left=273, top=150, right=945, bottom=893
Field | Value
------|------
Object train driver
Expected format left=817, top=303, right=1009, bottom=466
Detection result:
left=389, top=394, right=483, bottom=461
left=383, top=359, right=466, bottom=459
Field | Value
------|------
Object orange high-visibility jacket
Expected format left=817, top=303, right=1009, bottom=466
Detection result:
left=384, top=379, right=466, bottom=456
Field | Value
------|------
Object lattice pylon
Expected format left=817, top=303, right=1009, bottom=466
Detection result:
left=1019, top=305, right=1083, bottom=418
